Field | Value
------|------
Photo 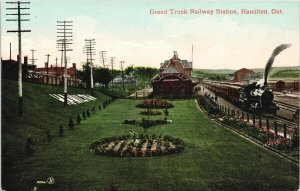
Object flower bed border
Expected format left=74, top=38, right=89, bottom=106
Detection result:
left=136, top=99, right=174, bottom=109
left=90, top=135, right=185, bottom=157
left=123, top=119, right=169, bottom=128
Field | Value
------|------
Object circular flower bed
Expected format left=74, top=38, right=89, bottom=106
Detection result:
left=136, top=99, right=174, bottom=109
left=140, top=110, right=162, bottom=115
left=90, top=135, right=185, bottom=157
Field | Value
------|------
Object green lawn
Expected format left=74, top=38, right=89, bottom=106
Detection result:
left=2, top=80, right=299, bottom=191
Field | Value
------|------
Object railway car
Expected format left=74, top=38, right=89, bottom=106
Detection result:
left=202, top=80, right=278, bottom=115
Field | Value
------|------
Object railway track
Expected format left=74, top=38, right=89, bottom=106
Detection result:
left=274, top=100, right=299, bottom=112
left=273, top=116, right=299, bottom=128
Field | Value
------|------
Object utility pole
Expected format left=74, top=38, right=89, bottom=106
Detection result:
left=100, top=50, right=108, bottom=68
left=57, top=21, right=73, bottom=106
left=54, top=57, right=58, bottom=85
left=83, top=39, right=96, bottom=95
left=29, top=49, right=37, bottom=65
left=46, top=54, right=51, bottom=84
left=6, top=0, right=31, bottom=116
left=10, top=43, right=12, bottom=60
left=110, top=57, right=115, bottom=93
left=120, top=61, right=125, bottom=92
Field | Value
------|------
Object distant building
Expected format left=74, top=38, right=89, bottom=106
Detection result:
left=151, top=51, right=199, bottom=97
left=234, top=68, right=255, bottom=83
left=112, top=74, right=136, bottom=84
left=2, top=56, right=81, bottom=87
left=1, top=56, right=36, bottom=81
left=33, top=63, right=81, bottom=87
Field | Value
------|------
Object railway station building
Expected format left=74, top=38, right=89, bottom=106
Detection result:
left=151, top=51, right=199, bottom=98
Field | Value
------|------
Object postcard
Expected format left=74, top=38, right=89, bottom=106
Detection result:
left=1, top=1, right=299, bottom=190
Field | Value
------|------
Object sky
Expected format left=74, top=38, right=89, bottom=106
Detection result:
left=1, top=0, right=299, bottom=70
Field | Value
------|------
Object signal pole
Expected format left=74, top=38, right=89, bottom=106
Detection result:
left=120, top=61, right=125, bottom=92
left=57, top=21, right=73, bottom=106
left=6, top=0, right=31, bottom=116
left=83, top=39, right=96, bottom=95
left=46, top=54, right=51, bottom=84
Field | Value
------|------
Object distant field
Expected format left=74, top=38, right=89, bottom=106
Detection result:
left=2, top=81, right=298, bottom=191
left=270, top=69, right=300, bottom=79
left=192, top=70, right=229, bottom=80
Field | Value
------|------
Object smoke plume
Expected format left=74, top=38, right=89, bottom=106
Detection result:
left=263, top=44, right=292, bottom=86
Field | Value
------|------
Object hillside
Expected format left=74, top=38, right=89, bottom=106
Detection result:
left=194, top=66, right=299, bottom=80
left=1, top=80, right=110, bottom=188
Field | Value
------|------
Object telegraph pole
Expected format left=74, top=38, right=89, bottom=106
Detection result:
left=10, top=43, right=12, bottom=60
left=54, top=57, right=58, bottom=85
left=120, top=61, right=125, bottom=92
left=6, top=0, right=31, bottom=116
left=110, top=57, right=115, bottom=93
left=57, top=21, right=73, bottom=106
left=100, top=50, right=108, bottom=68
left=46, top=54, right=51, bottom=84
left=83, top=39, right=96, bottom=95
left=29, top=49, right=37, bottom=65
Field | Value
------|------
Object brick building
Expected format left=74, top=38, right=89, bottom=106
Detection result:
left=1, top=56, right=36, bottom=81
left=234, top=68, right=255, bottom=83
left=32, top=63, right=80, bottom=87
left=151, top=51, right=199, bottom=97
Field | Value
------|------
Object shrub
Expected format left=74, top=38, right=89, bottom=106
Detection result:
left=99, top=105, right=102, bottom=110
left=59, top=125, right=64, bottom=137
left=68, top=118, right=74, bottom=130
left=46, top=130, right=52, bottom=144
left=25, top=143, right=34, bottom=156
left=76, top=114, right=81, bottom=124
left=103, top=102, right=106, bottom=108
left=82, top=111, right=86, bottom=120
left=92, top=106, right=96, bottom=113
left=87, top=109, right=90, bottom=117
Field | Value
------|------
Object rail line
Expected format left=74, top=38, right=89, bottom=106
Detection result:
left=273, top=116, right=299, bottom=128
left=274, top=100, right=299, bottom=112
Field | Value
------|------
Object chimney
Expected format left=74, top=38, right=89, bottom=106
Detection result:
left=72, top=63, right=76, bottom=69
left=24, top=56, right=28, bottom=66
left=51, top=65, right=53, bottom=68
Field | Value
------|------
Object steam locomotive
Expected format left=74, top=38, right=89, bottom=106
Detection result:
left=239, top=82, right=278, bottom=115
left=202, top=44, right=292, bottom=115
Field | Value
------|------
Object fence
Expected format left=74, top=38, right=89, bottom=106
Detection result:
left=216, top=103, right=298, bottom=139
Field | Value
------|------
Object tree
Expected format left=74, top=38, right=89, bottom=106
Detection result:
left=94, top=67, right=112, bottom=88
left=86, top=109, right=90, bottom=117
left=77, top=63, right=113, bottom=89
left=125, top=65, right=134, bottom=75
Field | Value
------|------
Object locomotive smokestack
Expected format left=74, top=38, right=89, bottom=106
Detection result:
left=263, top=44, right=292, bottom=86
